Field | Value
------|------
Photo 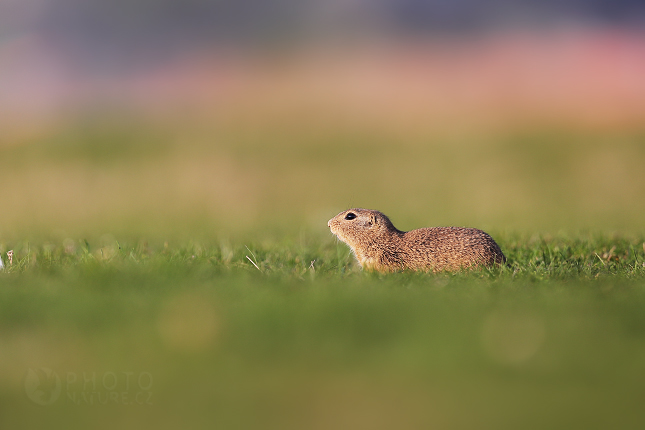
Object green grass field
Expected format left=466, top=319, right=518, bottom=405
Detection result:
left=1, top=234, right=645, bottom=429
left=2, top=110, right=645, bottom=429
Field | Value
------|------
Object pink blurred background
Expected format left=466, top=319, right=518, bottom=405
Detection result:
left=2, top=1, right=645, bottom=141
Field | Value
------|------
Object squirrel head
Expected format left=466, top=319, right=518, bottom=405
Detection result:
left=328, top=208, right=398, bottom=248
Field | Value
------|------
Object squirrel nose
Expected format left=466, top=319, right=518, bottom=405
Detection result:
left=327, top=219, right=332, bottom=227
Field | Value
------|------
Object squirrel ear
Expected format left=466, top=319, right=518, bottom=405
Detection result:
left=370, top=215, right=377, bottom=225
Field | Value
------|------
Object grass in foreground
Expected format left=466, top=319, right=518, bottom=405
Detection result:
left=1, top=233, right=645, bottom=430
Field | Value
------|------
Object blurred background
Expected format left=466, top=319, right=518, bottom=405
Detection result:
left=3, top=3, right=645, bottom=430
left=1, top=0, right=645, bottom=238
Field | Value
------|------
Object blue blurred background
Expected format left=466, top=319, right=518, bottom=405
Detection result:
left=3, top=1, right=644, bottom=70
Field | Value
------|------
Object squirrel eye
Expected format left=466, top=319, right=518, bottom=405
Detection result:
left=344, top=212, right=357, bottom=220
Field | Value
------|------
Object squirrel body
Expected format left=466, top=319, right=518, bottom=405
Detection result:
left=328, top=208, right=506, bottom=272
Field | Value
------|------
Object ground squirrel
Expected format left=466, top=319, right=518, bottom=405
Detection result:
left=328, top=208, right=506, bottom=272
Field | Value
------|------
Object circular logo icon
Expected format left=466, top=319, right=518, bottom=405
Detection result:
left=25, top=368, right=61, bottom=405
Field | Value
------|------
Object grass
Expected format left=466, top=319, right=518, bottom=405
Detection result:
left=1, top=233, right=645, bottom=430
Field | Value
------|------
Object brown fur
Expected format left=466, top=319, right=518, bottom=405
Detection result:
left=328, top=208, right=506, bottom=272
